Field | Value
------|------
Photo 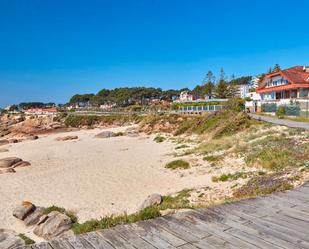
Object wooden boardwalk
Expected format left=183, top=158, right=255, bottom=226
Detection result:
left=23, top=182, right=309, bottom=249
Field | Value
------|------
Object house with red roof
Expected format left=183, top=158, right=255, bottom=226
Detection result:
left=257, top=66, right=309, bottom=103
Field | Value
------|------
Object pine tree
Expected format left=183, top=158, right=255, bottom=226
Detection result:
left=214, top=68, right=228, bottom=98
left=203, top=70, right=215, bottom=96
left=273, top=64, right=281, bottom=72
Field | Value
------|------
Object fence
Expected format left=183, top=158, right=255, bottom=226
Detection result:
left=178, top=105, right=224, bottom=114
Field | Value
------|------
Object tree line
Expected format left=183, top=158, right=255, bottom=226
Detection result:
left=69, top=64, right=281, bottom=106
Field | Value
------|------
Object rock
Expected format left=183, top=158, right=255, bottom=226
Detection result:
left=0, top=158, right=22, bottom=168
left=11, top=161, right=31, bottom=168
left=140, top=193, right=162, bottom=210
left=33, top=211, right=72, bottom=240
left=24, top=207, right=45, bottom=226
left=94, top=131, right=115, bottom=138
left=0, top=139, right=9, bottom=146
left=13, top=201, right=36, bottom=220
left=0, top=229, right=25, bottom=249
left=27, top=135, right=39, bottom=140
left=8, top=139, right=19, bottom=144
left=0, top=149, right=9, bottom=153
left=55, top=136, right=78, bottom=141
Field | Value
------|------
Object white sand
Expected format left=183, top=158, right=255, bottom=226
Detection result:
left=0, top=126, right=213, bottom=235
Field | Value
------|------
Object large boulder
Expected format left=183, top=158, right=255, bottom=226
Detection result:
left=55, top=136, right=78, bottom=141
left=0, top=158, right=22, bottom=168
left=33, top=211, right=73, bottom=240
left=13, top=201, right=35, bottom=220
left=0, top=229, right=25, bottom=249
left=94, top=131, right=115, bottom=138
left=139, top=193, right=162, bottom=210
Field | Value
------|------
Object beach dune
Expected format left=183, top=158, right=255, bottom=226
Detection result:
left=0, top=126, right=210, bottom=235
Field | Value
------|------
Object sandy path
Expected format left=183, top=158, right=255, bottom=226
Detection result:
left=0, top=126, right=212, bottom=235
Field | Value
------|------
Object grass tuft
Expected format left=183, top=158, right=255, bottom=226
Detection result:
left=18, top=234, right=35, bottom=245
left=165, top=160, right=190, bottom=170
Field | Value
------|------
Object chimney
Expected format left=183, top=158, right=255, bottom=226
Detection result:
left=304, top=66, right=309, bottom=73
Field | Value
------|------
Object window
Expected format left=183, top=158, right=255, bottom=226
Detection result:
left=299, top=88, right=309, bottom=98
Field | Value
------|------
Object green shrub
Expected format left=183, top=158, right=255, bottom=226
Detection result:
left=165, top=160, right=190, bottom=170
left=212, top=172, right=249, bottom=182
left=276, top=106, right=285, bottom=118
left=285, top=104, right=300, bottom=116
left=262, top=103, right=277, bottom=112
left=203, top=155, right=224, bottom=162
left=154, top=135, right=165, bottom=143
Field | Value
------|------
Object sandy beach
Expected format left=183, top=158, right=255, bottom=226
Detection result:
left=0, top=126, right=218, bottom=236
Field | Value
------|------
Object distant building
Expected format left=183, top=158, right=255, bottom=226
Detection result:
left=24, top=107, right=58, bottom=115
left=248, top=76, right=260, bottom=89
left=174, top=91, right=198, bottom=102
left=245, top=91, right=262, bottom=113
left=235, top=84, right=250, bottom=99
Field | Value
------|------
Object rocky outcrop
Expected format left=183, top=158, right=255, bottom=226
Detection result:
left=0, top=229, right=25, bottom=249
left=94, top=131, right=116, bottom=138
left=140, top=193, right=162, bottom=210
left=0, top=157, right=31, bottom=174
left=33, top=211, right=73, bottom=240
left=55, top=136, right=78, bottom=141
left=12, top=202, right=73, bottom=241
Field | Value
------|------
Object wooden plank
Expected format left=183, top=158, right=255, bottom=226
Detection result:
left=135, top=220, right=187, bottom=247
left=149, top=217, right=201, bottom=243
left=223, top=217, right=305, bottom=249
left=30, top=242, right=53, bottom=249
left=245, top=220, right=309, bottom=249
left=186, top=211, right=260, bottom=249
left=225, top=228, right=283, bottom=249
left=163, top=215, right=211, bottom=239
left=112, top=225, right=157, bottom=249
left=127, top=223, right=177, bottom=249
left=193, top=235, right=237, bottom=249
left=262, top=215, right=309, bottom=235
left=272, top=211, right=309, bottom=228
left=49, top=239, right=74, bottom=249
left=27, top=242, right=53, bottom=249
left=97, top=230, right=136, bottom=249
left=177, top=243, right=200, bottom=249
left=192, top=207, right=297, bottom=249
left=66, top=236, right=95, bottom=249
left=227, top=207, right=309, bottom=245
left=81, top=231, right=115, bottom=249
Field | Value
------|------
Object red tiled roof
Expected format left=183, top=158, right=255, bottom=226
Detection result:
left=257, top=66, right=309, bottom=93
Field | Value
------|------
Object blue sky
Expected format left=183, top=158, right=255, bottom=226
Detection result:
left=1, top=0, right=309, bottom=107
